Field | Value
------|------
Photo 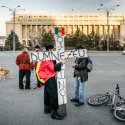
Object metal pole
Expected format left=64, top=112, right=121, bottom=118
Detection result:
left=107, top=11, right=109, bottom=52
left=13, top=9, right=16, bottom=52
left=1, top=5, right=25, bottom=51
left=97, top=4, right=120, bottom=52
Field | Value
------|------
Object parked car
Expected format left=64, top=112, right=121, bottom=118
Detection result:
left=0, top=48, right=3, bottom=51
left=122, top=50, right=125, bottom=55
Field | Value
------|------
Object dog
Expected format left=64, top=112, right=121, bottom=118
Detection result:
left=0, top=67, right=10, bottom=80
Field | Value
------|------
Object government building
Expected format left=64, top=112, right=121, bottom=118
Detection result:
left=6, top=13, right=125, bottom=46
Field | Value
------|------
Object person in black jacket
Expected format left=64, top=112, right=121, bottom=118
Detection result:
left=70, top=46, right=88, bottom=106
left=38, top=44, right=66, bottom=120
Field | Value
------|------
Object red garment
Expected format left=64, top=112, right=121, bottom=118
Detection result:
left=16, top=51, right=32, bottom=71
left=37, top=60, right=56, bottom=82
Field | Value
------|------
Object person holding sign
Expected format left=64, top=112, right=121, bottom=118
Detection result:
left=37, top=44, right=66, bottom=120
left=70, top=46, right=88, bottom=106
left=33, top=45, right=43, bottom=90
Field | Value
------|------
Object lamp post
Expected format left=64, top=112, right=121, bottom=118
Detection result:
left=97, top=4, right=120, bottom=52
left=1, top=5, right=25, bottom=51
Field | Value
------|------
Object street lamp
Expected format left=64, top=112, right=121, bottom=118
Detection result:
left=97, top=4, right=120, bottom=52
left=1, top=5, right=25, bottom=51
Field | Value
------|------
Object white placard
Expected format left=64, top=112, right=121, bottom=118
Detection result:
left=30, top=49, right=87, bottom=62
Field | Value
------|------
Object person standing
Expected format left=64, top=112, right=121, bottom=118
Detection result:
left=16, top=48, right=32, bottom=89
left=37, top=44, right=66, bottom=120
left=33, top=45, right=43, bottom=90
left=70, top=46, right=88, bottom=106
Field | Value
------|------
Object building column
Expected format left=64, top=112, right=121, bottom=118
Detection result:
left=67, top=25, right=69, bottom=34
left=87, top=25, right=89, bottom=35
left=98, top=25, right=100, bottom=38
left=72, top=25, right=74, bottom=33
left=30, top=25, right=33, bottom=45
left=51, top=25, right=53, bottom=33
left=26, top=25, right=28, bottom=46
left=82, top=25, right=84, bottom=34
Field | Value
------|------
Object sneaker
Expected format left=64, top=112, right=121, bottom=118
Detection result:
left=19, top=86, right=24, bottom=89
left=44, top=110, right=51, bottom=114
left=19, top=88, right=24, bottom=90
left=70, top=98, right=79, bottom=102
left=75, top=102, right=84, bottom=107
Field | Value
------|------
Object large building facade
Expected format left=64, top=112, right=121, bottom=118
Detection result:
left=0, top=36, right=6, bottom=50
left=6, top=13, right=125, bottom=46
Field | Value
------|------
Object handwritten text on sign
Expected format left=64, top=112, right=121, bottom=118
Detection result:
left=55, top=35, right=66, bottom=105
left=30, top=49, right=87, bottom=62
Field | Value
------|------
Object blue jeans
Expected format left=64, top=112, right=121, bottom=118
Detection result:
left=74, top=77, right=85, bottom=103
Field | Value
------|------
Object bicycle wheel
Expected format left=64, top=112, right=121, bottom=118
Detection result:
left=88, top=94, right=110, bottom=106
left=113, top=104, right=125, bottom=121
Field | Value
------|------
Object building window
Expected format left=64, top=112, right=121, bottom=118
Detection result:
left=79, top=16, right=83, bottom=18
left=84, top=16, right=88, bottom=18
left=69, top=16, right=73, bottom=18
left=19, top=16, right=23, bottom=18
left=64, top=16, right=68, bottom=18
left=74, top=15, right=78, bottom=18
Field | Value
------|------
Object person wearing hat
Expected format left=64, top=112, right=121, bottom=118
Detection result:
left=37, top=44, right=66, bottom=120
left=16, top=48, right=32, bottom=89
left=34, top=45, right=42, bottom=52
left=70, top=45, right=88, bottom=106
left=33, top=45, right=43, bottom=90
left=45, top=44, right=54, bottom=51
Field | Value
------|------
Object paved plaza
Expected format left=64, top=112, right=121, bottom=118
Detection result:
left=0, top=51, right=125, bottom=125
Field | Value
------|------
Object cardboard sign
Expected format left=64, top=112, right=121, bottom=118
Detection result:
left=30, top=49, right=87, bottom=62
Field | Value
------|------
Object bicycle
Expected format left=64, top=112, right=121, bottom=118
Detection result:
left=87, top=84, right=125, bottom=121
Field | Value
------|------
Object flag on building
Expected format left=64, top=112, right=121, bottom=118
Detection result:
left=55, top=27, right=65, bottom=36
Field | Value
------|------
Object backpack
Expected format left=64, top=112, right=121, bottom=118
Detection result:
left=86, top=56, right=93, bottom=72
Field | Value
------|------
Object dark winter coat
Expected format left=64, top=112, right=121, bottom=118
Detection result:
left=74, top=57, right=88, bottom=82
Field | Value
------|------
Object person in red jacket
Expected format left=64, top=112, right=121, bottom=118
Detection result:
left=16, top=48, right=32, bottom=89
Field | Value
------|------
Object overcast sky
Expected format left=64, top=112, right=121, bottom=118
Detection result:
left=0, top=0, right=125, bottom=35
